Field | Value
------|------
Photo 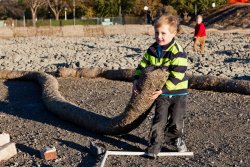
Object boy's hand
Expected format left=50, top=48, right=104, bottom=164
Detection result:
left=132, top=80, right=139, bottom=95
left=149, top=90, right=163, bottom=100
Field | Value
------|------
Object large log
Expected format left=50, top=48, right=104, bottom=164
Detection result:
left=0, top=66, right=167, bottom=135
left=188, top=75, right=250, bottom=95
left=57, top=67, right=134, bottom=81
left=57, top=68, right=250, bottom=95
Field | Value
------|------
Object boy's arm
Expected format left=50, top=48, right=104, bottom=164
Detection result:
left=162, top=52, right=188, bottom=93
left=194, top=24, right=198, bottom=37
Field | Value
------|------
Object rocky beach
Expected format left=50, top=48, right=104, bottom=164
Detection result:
left=0, top=27, right=249, bottom=167
left=0, top=78, right=249, bottom=167
left=0, top=30, right=249, bottom=80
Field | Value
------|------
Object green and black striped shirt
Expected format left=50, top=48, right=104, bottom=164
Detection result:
left=135, top=38, right=188, bottom=95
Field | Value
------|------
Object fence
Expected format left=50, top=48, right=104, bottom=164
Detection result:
left=97, top=17, right=123, bottom=25
left=0, top=16, right=147, bottom=28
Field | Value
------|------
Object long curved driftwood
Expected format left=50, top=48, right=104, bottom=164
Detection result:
left=58, top=68, right=250, bottom=95
left=0, top=66, right=167, bottom=135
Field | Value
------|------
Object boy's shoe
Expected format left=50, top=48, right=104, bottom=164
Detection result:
left=175, top=138, right=187, bottom=152
left=143, top=152, right=157, bottom=159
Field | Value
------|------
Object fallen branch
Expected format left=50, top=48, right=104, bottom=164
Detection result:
left=0, top=66, right=166, bottom=135
left=188, top=75, right=250, bottom=95
left=57, top=67, right=134, bottom=81
left=57, top=68, right=250, bottom=95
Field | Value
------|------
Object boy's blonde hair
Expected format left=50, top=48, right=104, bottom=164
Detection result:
left=154, top=14, right=180, bottom=34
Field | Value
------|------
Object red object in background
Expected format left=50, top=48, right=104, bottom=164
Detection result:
left=194, top=23, right=206, bottom=37
left=228, top=0, right=250, bottom=3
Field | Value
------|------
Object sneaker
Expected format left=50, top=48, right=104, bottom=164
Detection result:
left=143, top=152, right=157, bottom=159
left=175, top=138, right=187, bottom=152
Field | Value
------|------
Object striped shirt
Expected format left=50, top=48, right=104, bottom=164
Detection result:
left=135, top=38, right=188, bottom=95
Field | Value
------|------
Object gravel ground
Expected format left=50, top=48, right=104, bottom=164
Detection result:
left=0, top=78, right=249, bottom=167
left=0, top=27, right=249, bottom=166
left=0, top=31, right=249, bottom=80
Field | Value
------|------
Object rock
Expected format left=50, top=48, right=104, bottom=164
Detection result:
left=243, top=45, right=250, bottom=49
left=0, top=143, right=17, bottom=162
left=75, top=61, right=80, bottom=68
left=0, top=133, right=10, bottom=146
left=40, top=147, right=57, bottom=161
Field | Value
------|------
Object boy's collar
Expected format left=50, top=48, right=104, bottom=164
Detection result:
left=158, top=38, right=175, bottom=50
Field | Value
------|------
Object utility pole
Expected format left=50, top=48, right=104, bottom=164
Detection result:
left=119, top=0, right=122, bottom=24
left=65, top=8, right=67, bottom=20
left=48, top=11, right=51, bottom=27
left=23, top=11, right=26, bottom=27
left=119, top=0, right=122, bottom=16
left=195, top=4, right=197, bottom=16
left=73, top=0, right=75, bottom=25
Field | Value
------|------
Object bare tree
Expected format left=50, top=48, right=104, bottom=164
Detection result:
left=24, top=0, right=46, bottom=27
left=0, top=0, right=24, bottom=18
left=47, top=0, right=67, bottom=20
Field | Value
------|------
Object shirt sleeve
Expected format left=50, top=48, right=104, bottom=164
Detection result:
left=134, top=52, right=150, bottom=80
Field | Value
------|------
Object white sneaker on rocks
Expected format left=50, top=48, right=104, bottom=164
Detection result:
left=175, top=138, right=187, bottom=152
left=143, top=152, right=157, bottom=159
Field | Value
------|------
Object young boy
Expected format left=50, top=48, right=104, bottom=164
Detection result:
left=193, top=15, right=206, bottom=54
left=133, top=14, right=188, bottom=158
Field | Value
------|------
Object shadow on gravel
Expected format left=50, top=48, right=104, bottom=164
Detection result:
left=224, top=57, right=250, bottom=63
left=55, top=139, right=98, bottom=167
left=16, top=144, right=53, bottom=167
left=125, top=54, right=140, bottom=58
left=40, top=164, right=53, bottom=167
left=117, top=134, right=148, bottom=146
left=121, top=46, right=142, bottom=54
left=215, top=50, right=234, bottom=56
left=234, top=76, right=250, bottom=81
left=16, top=144, right=40, bottom=158
left=51, top=63, right=69, bottom=68
left=0, top=80, right=148, bottom=166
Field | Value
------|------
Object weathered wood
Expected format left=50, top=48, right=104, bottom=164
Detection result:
left=57, top=68, right=250, bottom=95
left=0, top=66, right=167, bottom=135
left=0, top=67, right=248, bottom=136
left=57, top=67, right=134, bottom=82
left=188, top=75, right=250, bottom=95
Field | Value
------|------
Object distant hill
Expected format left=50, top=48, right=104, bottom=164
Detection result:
left=202, top=3, right=250, bottom=29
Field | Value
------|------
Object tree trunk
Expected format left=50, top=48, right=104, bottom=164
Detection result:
left=31, top=9, right=36, bottom=27
left=0, top=66, right=167, bottom=135
left=55, top=13, right=59, bottom=20
left=1, top=67, right=249, bottom=136
left=57, top=68, right=250, bottom=95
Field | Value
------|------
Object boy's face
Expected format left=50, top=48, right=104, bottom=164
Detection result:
left=155, top=25, right=176, bottom=46
left=197, top=17, right=202, bottom=24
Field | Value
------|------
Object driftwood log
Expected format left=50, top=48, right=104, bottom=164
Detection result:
left=58, top=68, right=250, bottom=95
left=0, top=66, right=167, bottom=135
